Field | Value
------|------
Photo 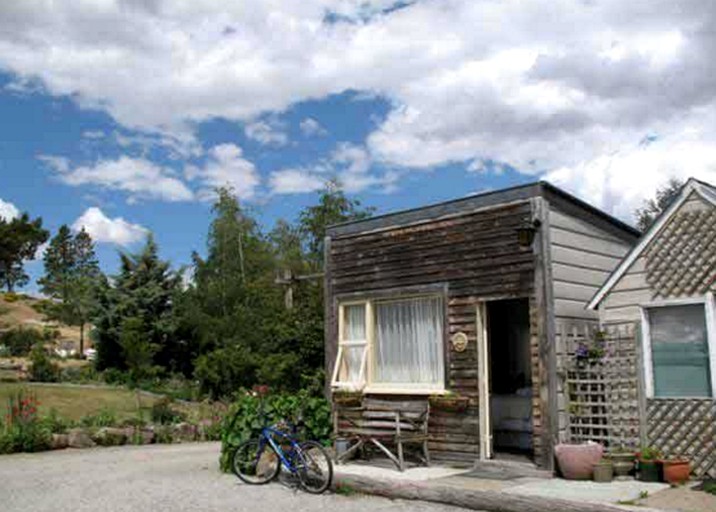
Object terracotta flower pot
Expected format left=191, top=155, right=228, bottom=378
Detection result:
left=555, top=443, right=604, bottom=480
left=663, top=459, right=690, bottom=484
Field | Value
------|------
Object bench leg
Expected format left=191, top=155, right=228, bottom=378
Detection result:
left=423, top=440, right=430, bottom=467
left=397, top=440, right=404, bottom=472
left=337, top=438, right=364, bottom=464
left=369, top=438, right=402, bottom=471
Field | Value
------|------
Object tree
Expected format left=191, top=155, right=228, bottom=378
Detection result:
left=93, top=235, right=180, bottom=372
left=635, top=178, right=685, bottom=232
left=298, top=179, right=373, bottom=268
left=39, top=226, right=102, bottom=356
left=0, top=213, right=49, bottom=292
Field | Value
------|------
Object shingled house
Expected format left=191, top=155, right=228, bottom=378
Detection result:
left=324, top=181, right=639, bottom=469
left=588, top=178, right=716, bottom=477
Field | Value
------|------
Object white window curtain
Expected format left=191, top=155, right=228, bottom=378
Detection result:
left=374, top=296, right=444, bottom=385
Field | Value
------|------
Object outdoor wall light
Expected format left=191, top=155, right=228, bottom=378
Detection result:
left=517, top=219, right=542, bottom=248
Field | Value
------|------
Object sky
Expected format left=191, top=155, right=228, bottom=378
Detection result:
left=1, top=0, right=716, bottom=293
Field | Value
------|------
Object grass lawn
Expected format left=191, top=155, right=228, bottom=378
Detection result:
left=0, top=382, right=162, bottom=422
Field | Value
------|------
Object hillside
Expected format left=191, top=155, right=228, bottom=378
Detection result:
left=0, top=293, right=85, bottom=351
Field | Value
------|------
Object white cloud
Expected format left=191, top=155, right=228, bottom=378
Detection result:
left=244, top=119, right=289, bottom=146
left=0, top=198, right=19, bottom=220
left=299, top=117, right=327, bottom=137
left=270, top=141, right=397, bottom=195
left=42, top=155, right=195, bottom=203
left=186, top=144, right=260, bottom=200
left=3, top=1, right=716, bottom=213
left=269, top=169, right=326, bottom=194
left=72, top=207, right=148, bottom=246
left=82, top=130, right=105, bottom=139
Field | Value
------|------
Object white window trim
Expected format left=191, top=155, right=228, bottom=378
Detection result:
left=640, top=292, right=716, bottom=399
left=331, top=295, right=446, bottom=394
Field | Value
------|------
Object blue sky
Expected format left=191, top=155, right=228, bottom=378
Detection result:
left=1, top=1, right=715, bottom=292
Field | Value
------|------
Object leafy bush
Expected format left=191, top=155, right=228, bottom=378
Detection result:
left=80, top=408, right=117, bottom=428
left=0, top=389, right=52, bottom=454
left=151, top=397, right=186, bottom=425
left=3, top=292, right=20, bottom=303
left=39, top=408, right=74, bottom=434
left=219, top=390, right=331, bottom=472
left=155, top=425, right=174, bottom=444
left=102, top=368, right=129, bottom=385
left=0, top=327, right=45, bottom=357
left=59, top=364, right=99, bottom=383
left=28, top=344, right=60, bottom=382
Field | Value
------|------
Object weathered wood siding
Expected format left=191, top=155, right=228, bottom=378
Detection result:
left=327, top=200, right=536, bottom=462
left=549, top=207, right=632, bottom=323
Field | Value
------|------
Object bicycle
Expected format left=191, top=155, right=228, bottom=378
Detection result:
left=230, top=417, right=333, bottom=494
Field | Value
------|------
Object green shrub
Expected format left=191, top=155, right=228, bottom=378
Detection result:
left=155, top=426, right=174, bottom=444
left=28, top=344, right=60, bottom=382
left=3, top=292, right=20, bottom=303
left=59, top=364, right=99, bottom=383
left=219, top=390, right=331, bottom=472
left=80, top=408, right=117, bottom=428
left=1, top=389, right=52, bottom=454
left=102, top=368, right=129, bottom=385
left=0, top=327, right=45, bottom=357
left=151, top=397, right=186, bottom=425
left=39, top=408, right=74, bottom=434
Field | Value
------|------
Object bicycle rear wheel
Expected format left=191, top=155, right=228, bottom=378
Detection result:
left=231, top=439, right=281, bottom=485
left=295, top=440, right=333, bottom=494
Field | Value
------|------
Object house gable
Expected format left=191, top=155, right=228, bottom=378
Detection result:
left=588, top=178, right=716, bottom=312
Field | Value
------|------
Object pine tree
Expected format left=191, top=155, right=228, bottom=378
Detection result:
left=0, top=213, right=49, bottom=292
left=39, top=226, right=102, bottom=356
left=94, top=235, right=180, bottom=371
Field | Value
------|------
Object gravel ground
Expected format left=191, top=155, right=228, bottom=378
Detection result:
left=0, top=443, right=466, bottom=512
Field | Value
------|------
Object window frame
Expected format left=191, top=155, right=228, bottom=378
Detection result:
left=640, top=292, right=716, bottom=399
left=331, top=291, right=447, bottom=394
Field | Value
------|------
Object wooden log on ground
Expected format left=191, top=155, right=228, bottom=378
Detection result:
left=333, top=473, right=630, bottom=512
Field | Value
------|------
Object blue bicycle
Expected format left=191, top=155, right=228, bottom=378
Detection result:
left=230, top=420, right=333, bottom=494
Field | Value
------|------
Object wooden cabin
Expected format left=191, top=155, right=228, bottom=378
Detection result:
left=324, top=181, right=639, bottom=469
left=588, top=178, right=716, bottom=477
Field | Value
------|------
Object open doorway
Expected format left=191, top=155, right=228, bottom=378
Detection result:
left=486, top=298, right=532, bottom=461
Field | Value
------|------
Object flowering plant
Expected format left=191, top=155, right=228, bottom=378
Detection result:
left=575, top=331, right=607, bottom=362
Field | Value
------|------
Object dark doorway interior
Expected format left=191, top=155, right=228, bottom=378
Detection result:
left=486, top=298, right=533, bottom=458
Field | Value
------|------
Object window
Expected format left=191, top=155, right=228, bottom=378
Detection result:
left=332, top=303, right=369, bottom=390
left=331, top=295, right=445, bottom=392
left=643, top=296, right=716, bottom=398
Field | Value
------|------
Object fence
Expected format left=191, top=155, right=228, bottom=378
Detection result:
left=556, top=322, right=641, bottom=450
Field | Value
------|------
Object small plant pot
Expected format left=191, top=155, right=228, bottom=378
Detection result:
left=429, top=396, right=469, bottom=413
left=637, top=459, right=661, bottom=482
left=663, top=459, right=690, bottom=485
left=609, top=452, right=635, bottom=477
left=593, top=462, right=614, bottom=483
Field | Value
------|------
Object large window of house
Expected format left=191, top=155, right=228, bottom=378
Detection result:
left=644, top=299, right=716, bottom=398
left=332, top=295, right=445, bottom=392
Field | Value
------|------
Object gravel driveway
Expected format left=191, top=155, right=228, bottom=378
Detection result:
left=0, top=443, right=464, bottom=512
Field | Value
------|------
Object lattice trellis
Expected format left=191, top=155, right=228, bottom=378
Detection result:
left=644, top=209, right=716, bottom=299
left=647, top=399, right=716, bottom=478
left=557, top=323, right=640, bottom=449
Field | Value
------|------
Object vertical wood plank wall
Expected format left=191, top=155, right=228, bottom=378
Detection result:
left=327, top=201, right=536, bottom=463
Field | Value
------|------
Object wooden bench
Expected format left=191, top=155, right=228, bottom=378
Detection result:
left=333, top=398, right=430, bottom=471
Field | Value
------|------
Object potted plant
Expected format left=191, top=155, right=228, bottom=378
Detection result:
left=662, top=456, right=690, bottom=484
left=593, top=458, right=614, bottom=483
left=609, top=447, right=636, bottom=477
left=636, top=446, right=662, bottom=482
left=429, top=391, right=469, bottom=412
left=333, top=390, right=362, bottom=407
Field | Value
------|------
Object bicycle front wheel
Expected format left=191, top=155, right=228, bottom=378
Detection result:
left=231, top=439, right=281, bottom=485
left=295, top=441, right=333, bottom=494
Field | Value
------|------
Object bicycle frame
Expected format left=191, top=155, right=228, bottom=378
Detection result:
left=258, top=425, right=308, bottom=474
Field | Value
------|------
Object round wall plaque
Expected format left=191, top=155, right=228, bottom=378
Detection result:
left=451, top=332, right=469, bottom=353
